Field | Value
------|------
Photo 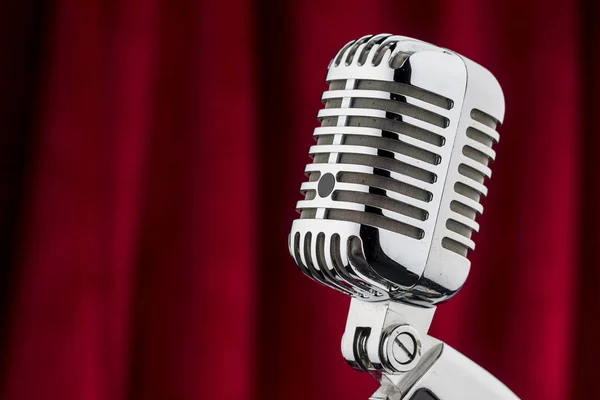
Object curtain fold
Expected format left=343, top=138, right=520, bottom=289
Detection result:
left=0, top=1, right=595, bottom=399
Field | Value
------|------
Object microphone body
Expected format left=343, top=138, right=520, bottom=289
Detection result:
left=288, top=34, right=518, bottom=400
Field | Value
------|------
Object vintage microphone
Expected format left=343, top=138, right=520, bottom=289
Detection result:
left=288, top=34, right=518, bottom=400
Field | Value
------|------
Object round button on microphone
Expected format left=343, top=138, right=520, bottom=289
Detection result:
left=317, top=173, right=335, bottom=197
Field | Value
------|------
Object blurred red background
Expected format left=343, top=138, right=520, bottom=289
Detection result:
left=0, top=0, right=597, bottom=399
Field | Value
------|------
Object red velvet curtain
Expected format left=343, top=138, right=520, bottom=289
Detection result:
left=0, top=0, right=597, bottom=399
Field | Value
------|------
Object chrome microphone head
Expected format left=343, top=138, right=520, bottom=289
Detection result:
left=289, top=34, right=504, bottom=306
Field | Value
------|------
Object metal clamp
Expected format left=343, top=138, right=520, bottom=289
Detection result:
left=341, top=298, right=435, bottom=375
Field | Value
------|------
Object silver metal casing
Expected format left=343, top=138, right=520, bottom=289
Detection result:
left=289, top=34, right=504, bottom=306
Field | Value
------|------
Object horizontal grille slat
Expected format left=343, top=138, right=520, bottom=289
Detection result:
left=464, top=137, right=496, bottom=159
left=328, top=209, right=424, bottom=239
left=351, top=98, right=449, bottom=128
left=337, top=171, right=432, bottom=202
left=466, top=127, right=494, bottom=147
left=301, top=179, right=431, bottom=208
left=443, top=230, right=475, bottom=249
left=346, top=116, right=445, bottom=146
left=342, top=134, right=441, bottom=165
left=442, top=237, right=469, bottom=257
left=452, top=194, right=483, bottom=214
left=470, top=108, right=498, bottom=129
left=450, top=200, right=478, bottom=219
left=297, top=198, right=427, bottom=229
left=296, top=199, right=364, bottom=213
left=454, top=182, right=481, bottom=202
left=313, top=126, right=441, bottom=153
left=322, top=89, right=451, bottom=117
left=456, top=176, right=487, bottom=196
left=317, top=108, right=448, bottom=136
left=446, top=218, right=473, bottom=238
left=338, top=153, right=436, bottom=183
left=355, top=79, right=453, bottom=109
left=305, top=163, right=434, bottom=191
left=333, top=190, right=428, bottom=221
left=448, top=211, right=479, bottom=231
left=458, top=163, right=488, bottom=183
left=332, top=181, right=430, bottom=208
left=463, top=145, right=491, bottom=166
left=309, top=144, right=440, bottom=172
left=469, top=120, right=499, bottom=142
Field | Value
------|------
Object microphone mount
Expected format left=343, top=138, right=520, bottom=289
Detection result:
left=342, top=299, right=439, bottom=399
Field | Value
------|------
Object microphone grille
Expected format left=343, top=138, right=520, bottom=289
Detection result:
left=299, top=34, right=453, bottom=245
left=290, top=34, right=504, bottom=304
left=301, top=79, right=447, bottom=238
